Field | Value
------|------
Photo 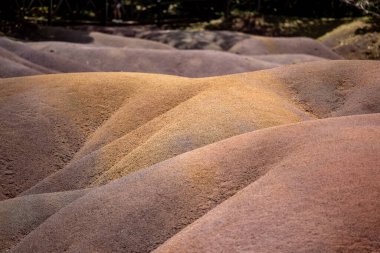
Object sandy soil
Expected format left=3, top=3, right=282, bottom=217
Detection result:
left=230, top=36, right=343, bottom=59
left=154, top=115, right=380, bottom=253
left=0, top=35, right=332, bottom=78
left=5, top=114, right=380, bottom=253
left=0, top=189, right=90, bottom=251
left=0, top=27, right=379, bottom=253
left=1, top=60, right=378, bottom=200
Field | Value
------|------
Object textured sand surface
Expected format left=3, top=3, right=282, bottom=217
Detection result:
left=8, top=114, right=380, bottom=253
left=230, top=36, right=343, bottom=59
left=320, top=19, right=380, bottom=60
left=0, top=47, right=57, bottom=77
left=1, top=61, right=379, bottom=200
left=0, top=37, right=94, bottom=74
left=0, top=189, right=90, bottom=252
left=135, top=30, right=250, bottom=50
left=0, top=37, right=331, bottom=78
left=26, top=26, right=174, bottom=50
left=0, top=27, right=343, bottom=78
left=0, top=29, right=379, bottom=252
left=154, top=115, right=380, bottom=253
left=0, top=56, right=43, bottom=78
left=89, top=31, right=174, bottom=49
left=27, top=41, right=281, bottom=77
left=0, top=73, right=143, bottom=198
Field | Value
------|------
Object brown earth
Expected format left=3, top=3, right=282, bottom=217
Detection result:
left=319, top=18, right=380, bottom=60
left=0, top=26, right=379, bottom=253
left=1, top=60, right=378, bottom=200
left=0, top=189, right=90, bottom=252
left=5, top=114, right=380, bottom=253
left=154, top=115, right=380, bottom=253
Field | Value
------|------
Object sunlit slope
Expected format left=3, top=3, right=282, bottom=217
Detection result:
left=0, top=73, right=199, bottom=199
left=9, top=114, right=380, bottom=253
left=24, top=72, right=307, bottom=195
left=154, top=116, right=380, bottom=253
left=19, top=60, right=380, bottom=196
left=263, top=59, right=380, bottom=117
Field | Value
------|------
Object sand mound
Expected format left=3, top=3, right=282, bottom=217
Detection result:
left=1, top=27, right=343, bottom=79
left=89, top=31, right=174, bottom=49
left=230, top=36, right=343, bottom=59
left=0, top=37, right=94, bottom=74
left=266, top=60, right=380, bottom=117
left=0, top=57, right=42, bottom=78
left=253, top=53, right=326, bottom=65
left=27, top=41, right=281, bottom=77
left=71, top=27, right=251, bottom=51
left=7, top=114, right=380, bottom=253
left=22, top=72, right=306, bottom=195
left=0, top=47, right=57, bottom=77
left=319, top=19, right=380, bottom=60
left=26, top=26, right=174, bottom=50
left=1, top=37, right=329, bottom=78
left=0, top=32, right=179, bottom=78
left=154, top=115, right=380, bottom=253
left=1, top=23, right=379, bottom=252
left=0, top=73, right=142, bottom=199
left=136, top=30, right=250, bottom=50
left=0, top=60, right=374, bottom=198
left=0, top=189, right=89, bottom=252
left=113, top=28, right=342, bottom=58
left=128, top=30, right=342, bottom=60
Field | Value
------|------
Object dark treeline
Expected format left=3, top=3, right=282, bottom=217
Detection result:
left=232, top=0, right=360, bottom=17
left=0, top=0, right=363, bottom=24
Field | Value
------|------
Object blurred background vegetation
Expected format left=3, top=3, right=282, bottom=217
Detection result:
left=0, top=0, right=378, bottom=37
